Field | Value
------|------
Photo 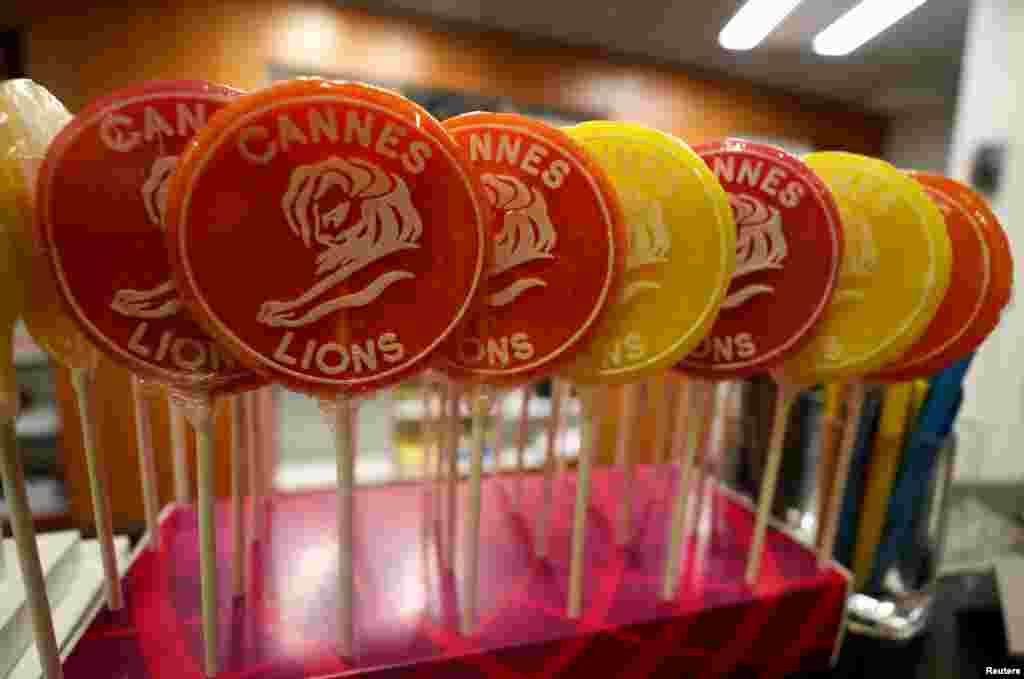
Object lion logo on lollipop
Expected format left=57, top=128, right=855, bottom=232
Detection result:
left=110, top=155, right=182, bottom=319
left=619, top=198, right=671, bottom=305
left=481, top=174, right=557, bottom=307
left=256, top=157, right=423, bottom=328
left=722, top=193, right=788, bottom=310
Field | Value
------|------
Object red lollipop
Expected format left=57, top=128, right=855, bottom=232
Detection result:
left=436, top=112, right=626, bottom=632
left=36, top=80, right=266, bottom=677
left=670, top=139, right=843, bottom=589
left=871, top=173, right=1013, bottom=381
left=37, top=80, right=260, bottom=394
left=166, top=79, right=488, bottom=661
left=678, top=139, right=843, bottom=378
left=167, top=80, right=487, bottom=398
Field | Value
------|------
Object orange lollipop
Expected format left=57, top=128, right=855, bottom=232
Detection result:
left=166, top=79, right=488, bottom=660
left=437, top=112, right=626, bottom=633
left=871, top=173, right=1013, bottom=381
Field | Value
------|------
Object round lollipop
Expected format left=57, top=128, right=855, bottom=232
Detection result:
left=673, top=139, right=844, bottom=590
left=36, top=80, right=266, bottom=675
left=870, top=173, right=1013, bottom=381
left=0, top=80, right=124, bottom=623
left=165, top=78, right=488, bottom=657
left=560, top=121, right=735, bottom=617
left=0, top=83, right=61, bottom=679
left=436, top=111, right=626, bottom=632
left=779, top=152, right=953, bottom=569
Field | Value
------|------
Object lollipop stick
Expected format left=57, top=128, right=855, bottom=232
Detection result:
left=334, top=396, right=355, bottom=657
left=652, top=376, right=671, bottom=465
left=445, top=383, right=461, bottom=570
left=536, top=378, right=564, bottom=558
left=0, top=416, right=62, bottom=679
left=193, top=401, right=219, bottom=677
left=462, top=385, right=488, bottom=635
left=616, top=383, right=641, bottom=546
left=682, top=382, right=718, bottom=553
left=130, top=377, right=161, bottom=550
left=814, top=383, right=844, bottom=551
left=492, top=394, right=504, bottom=473
left=261, top=387, right=277, bottom=509
left=661, top=379, right=708, bottom=600
left=817, top=382, right=866, bottom=566
left=246, top=390, right=263, bottom=543
left=69, top=369, right=122, bottom=610
left=421, top=385, right=435, bottom=548
left=568, top=386, right=599, bottom=619
left=744, top=382, right=800, bottom=585
left=229, top=396, right=246, bottom=597
left=514, top=385, right=531, bottom=510
left=169, top=398, right=191, bottom=504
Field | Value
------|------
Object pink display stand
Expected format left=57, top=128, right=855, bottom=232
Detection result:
left=61, top=464, right=849, bottom=678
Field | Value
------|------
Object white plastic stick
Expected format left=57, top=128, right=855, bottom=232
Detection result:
left=818, top=381, right=866, bottom=567
left=514, top=385, right=531, bottom=510
left=169, top=398, right=191, bottom=504
left=744, top=381, right=799, bottom=585
left=260, top=388, right=274, bottom=503
left=568, top=386, right=599, bottom=619
left=335, top=396, right=355, bottom=658
left=229, top=396, right=246, bottom=597
left=193, top=401, right=219, bottom=677
left=462, top=385, right=488, bottom=635
left=421, top=384, right=435, bottom=548
left=246, top=390, right=263, bottom=543
left=536, top=378, right=564, bottom=558
left=0, top=416, right=62, bottom=679
left=431, top=387, right=444, bottom=533
left=492, top=393, right=504, bottom=472
left=661, top=380, right=709, bottom=600
left=616, top=383, right=641, bottom=546
left=681, top=384, right=718, bottom=557
left=558, top=380, right=573, bottom=475
left=130, top=376, right=161, bottom=550
left=652, top=376, right=672, bottom=465
left=446, top=383, right=461, bottom=570
left=69, top=368, right=122, bottom=610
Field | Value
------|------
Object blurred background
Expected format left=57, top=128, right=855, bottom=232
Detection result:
left=0, top=1, right=1020, bottom=587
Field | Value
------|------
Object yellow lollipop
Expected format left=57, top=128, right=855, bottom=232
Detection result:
left=563, top=122, right=735, bottom=383
left=559, top=122, right=734, bottom=617
left=781, top=152, right=952, bottom=385
left=0, top=213, right=62, bottom=679
left=0, top=79, right=122, bottom=611
left=781, top=152, right=952, bottom=568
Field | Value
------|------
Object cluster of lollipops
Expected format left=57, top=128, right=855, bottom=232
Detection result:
left=0, top=76, right=1012, bottom=679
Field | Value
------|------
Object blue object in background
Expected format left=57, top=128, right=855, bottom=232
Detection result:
left=867, top=354, right=974, bottom=592
left=833, top=387, right=885, bottom=569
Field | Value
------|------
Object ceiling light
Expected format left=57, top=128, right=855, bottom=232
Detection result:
left=813, top=0, right=928, bottom=57
left=719, top=0, right=807, bottom=51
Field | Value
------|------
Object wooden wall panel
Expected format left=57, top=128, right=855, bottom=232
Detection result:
left=24, top=0, right=886, bottom=534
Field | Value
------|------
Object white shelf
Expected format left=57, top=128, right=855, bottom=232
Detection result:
left=8, top=536, right=131, bottom=679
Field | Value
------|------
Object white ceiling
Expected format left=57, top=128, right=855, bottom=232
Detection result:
left=351, top=0, right=970, bottom=115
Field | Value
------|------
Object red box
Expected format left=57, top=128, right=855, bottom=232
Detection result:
left=62, top=464, right=849, bottom=678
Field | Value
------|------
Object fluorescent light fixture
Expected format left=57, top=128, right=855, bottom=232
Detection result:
left=813, top=0, right=928, bottom=56
left=719, top=0, right=806, bottom=51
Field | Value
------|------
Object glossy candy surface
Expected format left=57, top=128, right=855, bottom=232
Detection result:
left=166, top=79, right=489, bottom=397
left=779, top=152, right=952, bottom=386
left=37, top=80, right=263, bottom=395
left=678, top=139, right=843, bottom=379
left=437, top=112, right=626, bottom=386
left=562, top=122, right=735, bottom=385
